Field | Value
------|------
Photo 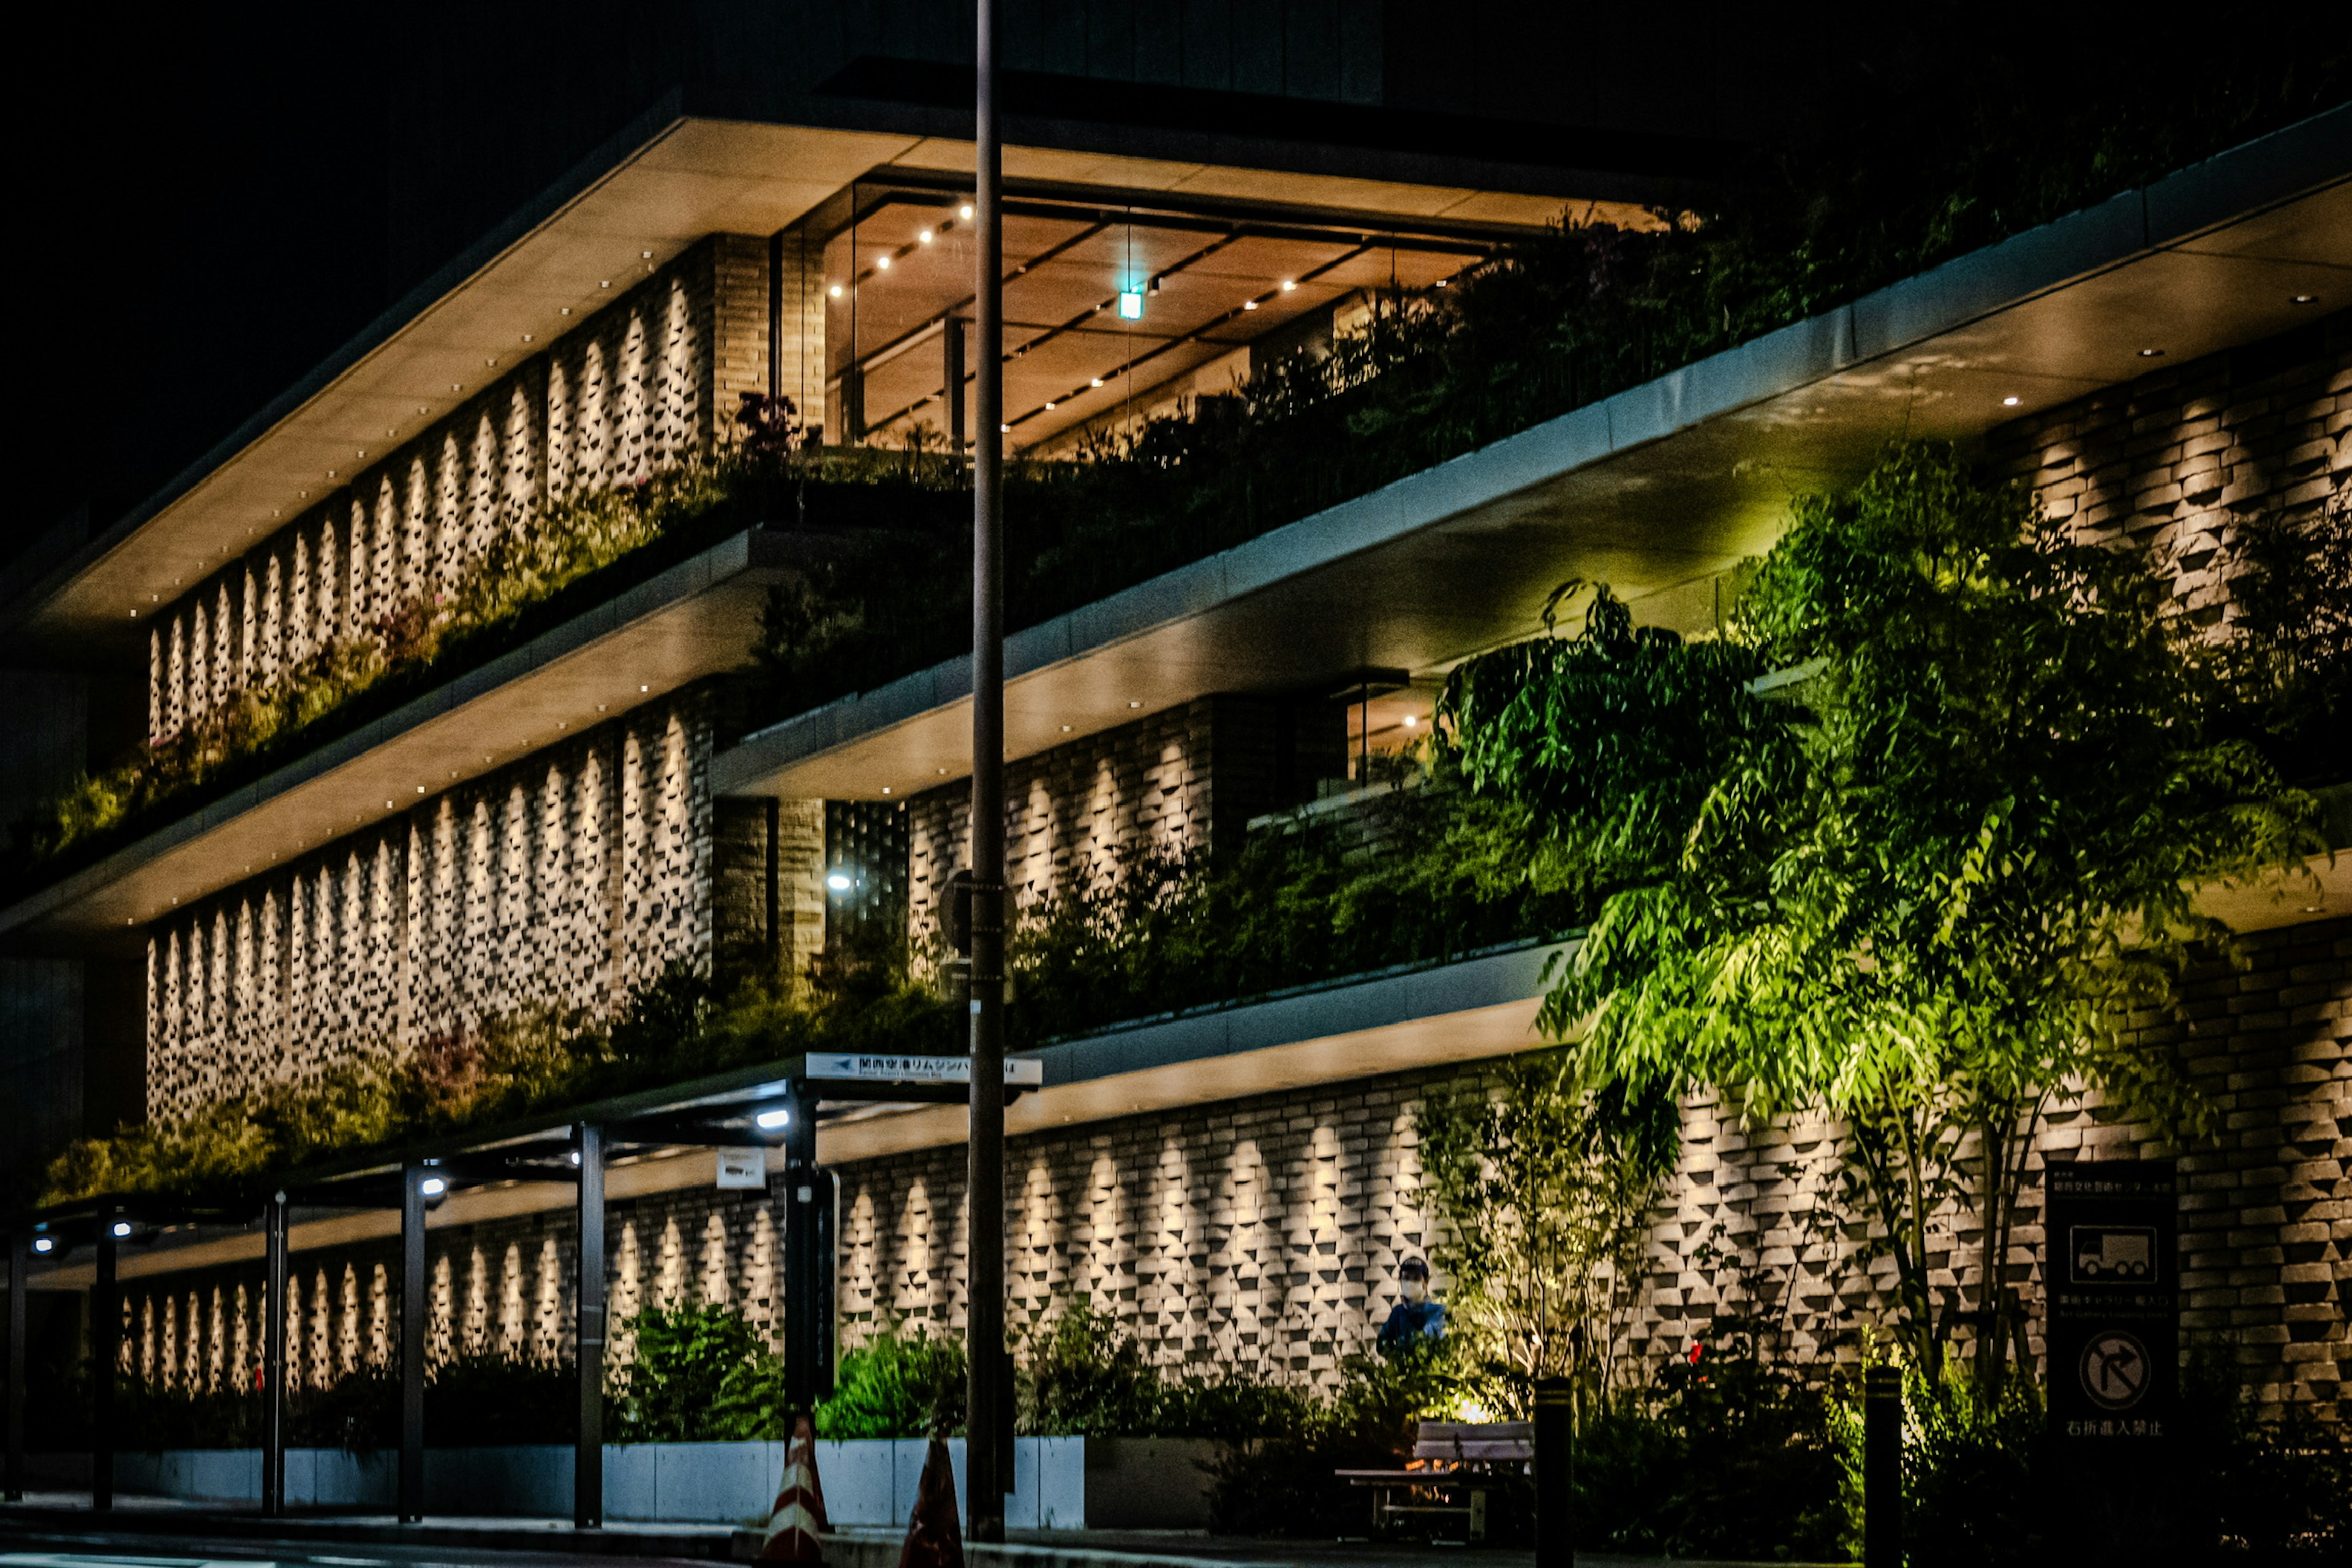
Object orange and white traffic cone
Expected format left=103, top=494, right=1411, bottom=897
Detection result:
left=757, top=1411, right=830, bottom=1564
left=895, top=1436, right=963, bottom=1568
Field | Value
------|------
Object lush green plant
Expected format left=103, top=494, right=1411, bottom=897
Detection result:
left=1896, top=1364, right=2043, bottom=1567
left=1414, top=1050, right=1662, bottom=1407
left=817, top=1321, right=968, bottom=1439
left=1575, top=1334, right=1852, bottom=1561
left=1444, top=445, right=2321, bottom=1378
left=1017, top=1298, right=1166, bottom=1438
left=43, top=965, right=956, bottom=1204
left=1005, top=763, right=1590, bottom=1042
left=2220, top=484, right=2351, bottom=788
left=609, top=1304, right=787, bottom=1441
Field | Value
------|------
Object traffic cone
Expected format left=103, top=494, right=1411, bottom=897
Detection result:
left=757, top=1411, right=830, bottom=1564
left=896, top=1436, right=964, bottom=1568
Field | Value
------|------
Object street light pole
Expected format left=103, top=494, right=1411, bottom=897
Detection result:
left=965, top=0, right=1008, bottom=1544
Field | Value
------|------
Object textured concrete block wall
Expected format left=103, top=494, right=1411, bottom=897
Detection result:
left=141, top=232, right=809, bottom=747
left=143, top=693, right=713, bottom=1123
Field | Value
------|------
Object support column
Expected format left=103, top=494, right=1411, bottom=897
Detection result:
left=575, top=1125, right=606, bottom=1529
left=92, top=1224, right=118, bottom=1512
left=263, top=1192, right=290, bottom=1516
left=5, top=1230, right=26, bottom=1502
left=944, top=316, right=967, bottom=452
left=1533, top=1376, right=1572, bottom=1566
left=1864, top=1365, right=1901, bottom=1567
left=781, top=1084, right=834, bottom=1415
left=965, top=0, right=1009, bottom=1540
left=401, top=1166, right=429, bottom=1523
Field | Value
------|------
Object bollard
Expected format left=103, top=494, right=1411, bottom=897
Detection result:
left=1534, top=1376, right=1574, bottom=1567
left=1864, top=1365, right=1902, bottom=1568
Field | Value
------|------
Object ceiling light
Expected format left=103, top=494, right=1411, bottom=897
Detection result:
left=2303, top=904, right=2324, bottom=913
left=826, top=873, right=852, bottom=892
left=2002, top=396, right=2021, bottom=407
left=484, top=357, right=497, bottom=368
left=640, top=685, right=649, bottom=692
left=1061, top=725, right=1072, bottom=733
left=937, top=767, right=949, bottom=775
left=1044, top=401, right=1056, bottom=410
left=1243, top=300, right=1259, bottom=311
left=2138, top=348, right=2164, bottom=358
left=31, top=1237, right=52, bottom=1254
left=756, top=1107, right=791, bottom=1130
left=522, top=334, right=533, bottom=342
left=1128, top=700, right=1142, bottom=709
left=1281, top=279, right=1297, bottom=292
left=1000, top=423, right=1011, bottom=432
left=829, top=284, right=844, bottom=298
left=641, top=251, right=652, bottom=260
left=918, top=230, right=933, bottom=243
left=1436, top=277, right=1451, bottom=288
left=600, top=281, right=611, bottom=288
left=1403, top=715, right=1419, bottom=728
left=569, top=1151, right=582, bottom=1166
left=960, top=205, right=974, bottom=219
left=2290, top=294, right=2317, bottom=304
left=1090, top=377, right=1104, bottom=388
left=560, top=307, right=571, bottom=315
left=881, top=786, right=892, bottom=795
left=419, top=1176, right=447, bottom=1197
left=1117, top=290, right=1144, bottom=320
left=875, top=255, right=891, bottom=270
left=111, top=1221, right=133, bottom=1238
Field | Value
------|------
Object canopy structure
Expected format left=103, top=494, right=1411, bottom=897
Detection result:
left=4, top=1052, right=1037, bottom=1522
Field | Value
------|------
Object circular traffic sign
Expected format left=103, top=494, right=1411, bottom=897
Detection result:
left=2079, top=1329, right=2151, bottom=1411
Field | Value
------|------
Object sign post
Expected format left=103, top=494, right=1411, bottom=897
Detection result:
left=2045, top=1159, right=2179, bottom=1555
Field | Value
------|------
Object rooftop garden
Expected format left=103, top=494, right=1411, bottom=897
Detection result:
left=10, top=51, right=2345, bottom=899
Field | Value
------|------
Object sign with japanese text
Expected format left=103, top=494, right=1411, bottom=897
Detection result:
left=2045, top=1159, right=2178, bottom=1442
left=802, top=1052, right=1044, bottom=1085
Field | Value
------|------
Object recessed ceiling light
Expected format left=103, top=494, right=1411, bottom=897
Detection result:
left=960, top=205, right=974, bottom=219
left=1090, top=377, right=1104, bottom=388
left=881, top=786, right=892, bottom=795
left=2290, top=294, right=2318, bottom=304
left=2002, top=396, right=2021, bottom=407
left=1044, top=401, right=1056, bottom=410
left=560, top=307, right=571, bottom=315
left=1403, top=715, right=1418, bottom=728
left=1061, top=725, right=1072, bottom=733
left=640, top=684, right=649, bottom=692
left=1128, top=700, right=1141, bottom=709
left=1436, top=277, right=1451, bottom=288
left=641, top=251, right=652, bottom=260
left=829, top=284, right=844, bottom=298
left=1243, top=300, right=1259, bottom=311
left=1280, top=279, right=1296, bottom=292
left=2304, top=904, right=2324, bottom=913
left=484, top=357, right=497, bottom=368
left=600, top=280, right=611, bottom=288
left=1000, top=423, right=1011, bottom=432
left=918, top=230, right=933, bottom=243
left=522, top=334, right=533, bottom=342
left=875, top=255, right=891, bottom=270
left=937, top=767, right=948, bottom=775
left=2138, top=348, right=2164, bottom=358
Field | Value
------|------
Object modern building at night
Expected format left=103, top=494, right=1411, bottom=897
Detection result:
left=1, top=13, right=2345, bottom=1442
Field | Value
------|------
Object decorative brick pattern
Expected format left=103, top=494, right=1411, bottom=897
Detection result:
left=140, top=233, right=820, bottom=747
left=143, top=695, right=713, bottom=1121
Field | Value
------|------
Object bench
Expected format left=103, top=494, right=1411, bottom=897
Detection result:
left=1335, top=1419, right=1534, bottom=1542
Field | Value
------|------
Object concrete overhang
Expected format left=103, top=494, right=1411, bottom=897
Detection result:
left=714, top=105, right=2352, bottom=805
left=31, top=941, right=1563, bottom=1286
left=0, top=110, right=1630, bottom=665
left=0, top=530, right=801, bottom=951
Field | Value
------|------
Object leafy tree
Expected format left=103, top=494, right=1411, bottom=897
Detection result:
left=1414, top=1051, right=1663, bottom=1411
left=609, top=1303, right=788, bottom=1441
left=816, top=1321, right=968, bottom=1439
left=1442, top=443, right=2321, bottom=1378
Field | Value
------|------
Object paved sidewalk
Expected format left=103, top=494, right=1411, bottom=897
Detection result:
left=2, top=1498, right=1847, bottom=1568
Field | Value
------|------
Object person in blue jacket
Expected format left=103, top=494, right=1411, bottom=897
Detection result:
left=1377, top=1256, right=1446, bottom=1357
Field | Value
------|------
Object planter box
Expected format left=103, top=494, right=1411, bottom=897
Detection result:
left=74, top=1438, right=1088, bottom=1528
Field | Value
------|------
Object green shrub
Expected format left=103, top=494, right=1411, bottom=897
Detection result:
left=818, top=1321, right=968, bottom=1439
left=611, top=1304, right=787, bottom=1442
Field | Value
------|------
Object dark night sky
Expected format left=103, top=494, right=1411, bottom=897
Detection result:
left=15, top=6, right=392, bottom=567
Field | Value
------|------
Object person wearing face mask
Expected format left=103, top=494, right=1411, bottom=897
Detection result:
left=1377, top=1256, right=1446, bottom=1357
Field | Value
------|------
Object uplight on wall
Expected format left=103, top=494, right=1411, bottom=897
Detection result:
left=827, top=873, right=854, bottom=892
left=1117, top=290, right=1145, bottom=320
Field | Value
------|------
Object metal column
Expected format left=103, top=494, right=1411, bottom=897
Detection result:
left=944, top=315, right=966, bottom=453
left=400, top=1166, right=428, bottom=1523
left=965, top=0, right=1009, bottom=1540
left=92, top=1224, right=117, bottom=1512
left=782, top=1084, right=834, bottom=1415
left=1864, top=1365, right=1902, bottom=1567
left=6, top=1230, right=26, bottom=1501
left=575, top=1124, right=606, bottom=1529
left=1533, top=1377, right=1572, bottom=1566
left=263, top=1191, right=290, bottom=1516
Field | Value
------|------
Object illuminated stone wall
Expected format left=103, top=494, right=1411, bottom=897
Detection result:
left=140, top=232, right=807, bottom=747
left=141, top=692, right=712, bottom=1121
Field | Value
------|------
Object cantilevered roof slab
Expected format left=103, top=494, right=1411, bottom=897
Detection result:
left=0, top=114, right=1633, bottom=663
left=0, top=530, right=803, bottom=950
left=715, top=106, right=2351, bottom=804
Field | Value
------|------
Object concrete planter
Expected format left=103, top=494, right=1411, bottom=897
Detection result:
left=88, top=1436, right=1091, bottom=1528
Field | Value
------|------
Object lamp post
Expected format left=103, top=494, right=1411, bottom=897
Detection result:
left=965, top=0, right=1009, bottom=1543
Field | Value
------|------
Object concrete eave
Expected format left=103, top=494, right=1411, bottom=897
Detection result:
left=30, top=941, right=1565, bottom=1286
left=0, top=529, right=802, bottom=951
left=714, top=104, right=2352, bottom=804
left=0, top=107, right=1632, bottom=663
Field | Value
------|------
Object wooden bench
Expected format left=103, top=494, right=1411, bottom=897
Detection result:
left=1336, top=1419, right=1534, bottom=1542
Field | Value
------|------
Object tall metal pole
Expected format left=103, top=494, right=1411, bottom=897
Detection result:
left=575, top=1125, right=606, bottom=1529
left=965, top=0, right=1009, bottom=1543
left=92, top=1224, right=116, bottom=1512
left=6, top=1229, right=26, bottom=1502
left=263, top=1192, right=290, bottom=1516
left=400, top=1166, right=428, bottom=1523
